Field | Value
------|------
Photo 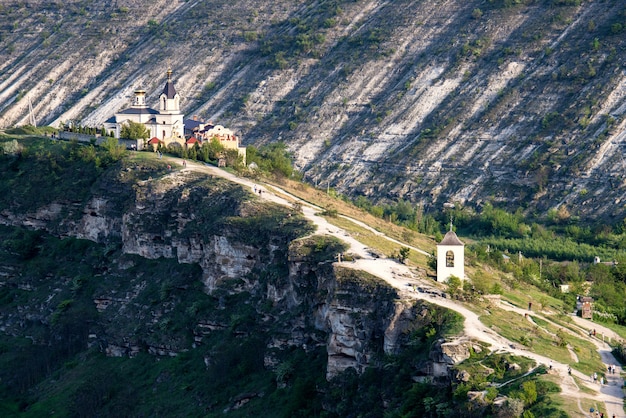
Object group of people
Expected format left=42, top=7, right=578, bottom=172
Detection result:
left=590, top=409, right=616, bottom=418
left=591, top=364, right=618, bottom=385
left=591, top=372, right=605, bottom=385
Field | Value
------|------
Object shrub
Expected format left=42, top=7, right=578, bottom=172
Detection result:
left=1, top=139, right=23, bottom=156
left=398, top=247, right=410, bottom=264
left=447, top=275, right=462, bottom=296
left=521, top=381, right=537, bottom=405
left=120, top=120, right=149, bottom=141
left=246, top=142, right=295, bottom=178
left=201, top=137, right=224, bottom=162
left=321, top=206, right=338, bottom=217
left=100, top=137, right=126, bottom=161
left=611, top=23, right=623, bottom=34
left=243, top=31, right=257, bottom=42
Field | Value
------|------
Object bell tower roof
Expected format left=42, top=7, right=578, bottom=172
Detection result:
left=161, top=67, right=177, bottom=99
left=439, top=230, right=464, bottom=246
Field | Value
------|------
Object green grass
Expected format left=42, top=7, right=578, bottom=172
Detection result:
left=480, top=308, right=604, bottom=375
left=501, top=282, right=567, bottom=314
left=292, top=235, right=349, bottom=262
left=264, top=176, right=436, bottom=257
left=321, top=213, right=432, bottom=266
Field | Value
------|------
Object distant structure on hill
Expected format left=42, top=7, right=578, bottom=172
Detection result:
left=105, top=68, right=184, bottom=146
left=184, top=117, right=246, bottom=164
left=436, top=226, right=465, bottom=283
left=577, top=296, right=593, bottom=319
left=104, top=69, right=245, bottom=164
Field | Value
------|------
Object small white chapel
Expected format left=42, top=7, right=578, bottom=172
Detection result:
left=436, top=225, right=465, bottom=283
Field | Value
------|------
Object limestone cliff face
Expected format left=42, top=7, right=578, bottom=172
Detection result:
left=0, top=170, right=273, bottom=294
left=75, top=197, right=123, bottom=242
left=0, top=168, right=463, bottom=381
left=283, top=245, right=450, bottom=379
left=0, top=197, right=122, bottom=242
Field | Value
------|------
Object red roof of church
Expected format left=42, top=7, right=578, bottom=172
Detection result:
left=148, top=137, right=161, bottom=144
left=186, top=137, right=199, bottom=144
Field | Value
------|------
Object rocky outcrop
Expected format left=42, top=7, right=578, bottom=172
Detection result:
left=383, top=301, right=427, bottom=354
left=0, top=165, right=465, bottom=382
left=325, top=304, right=370, bottom=378
left=429, top=338, right=474, bottom=379
left=281, top=251, right=462, bottom=380
left=76, top=197, right=123, bottom=242
left=433, top=338, right=473, bottom=365
left=122, top=229, right=260, bottom=293
left=0, top=170, right=275, bottom=295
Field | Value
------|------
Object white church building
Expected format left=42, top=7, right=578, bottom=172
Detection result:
left=104, top=68, right=184, bottom=146
left=436, top=229, right=465, bottom=283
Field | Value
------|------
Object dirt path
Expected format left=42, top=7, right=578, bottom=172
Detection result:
left=497, top=301, right=624, bottom=417
left=174, top=158, right=624, bottom=417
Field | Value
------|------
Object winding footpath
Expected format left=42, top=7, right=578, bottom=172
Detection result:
left=175, top=159, right=624, bottom=417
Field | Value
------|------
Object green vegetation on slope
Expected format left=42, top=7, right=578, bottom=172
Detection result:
left=1, top=1, right=626, bottom=225
left=0, top=134, right=591, bottom=416
left=0, top=223, right=473, bottom=417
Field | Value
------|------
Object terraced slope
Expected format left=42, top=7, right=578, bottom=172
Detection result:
left=0, top=0, right=625, bottom=221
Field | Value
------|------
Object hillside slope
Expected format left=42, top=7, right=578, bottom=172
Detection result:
left=0, top=136, right=453, bottom=416
left=0, top=0, right=625, bottom=221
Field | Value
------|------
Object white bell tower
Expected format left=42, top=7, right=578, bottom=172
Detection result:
left=436, top=223, right=465, bottom=283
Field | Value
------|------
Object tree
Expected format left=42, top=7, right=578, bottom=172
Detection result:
left=246, top=142, right=295, bottom=178
left=100, top=136, right=126, bottom=161
left=521, top=381, right=537, bottom=405
left=224, top=149, right=243, bottom=169
left=495, top=398, right=524, bottom=418
left=428, top=251, right=437, bottom=270
left=447, top=276, right=462, bottom=296
left=203, top=137, right=225, bottom=161
left=398, top=247, right=410, bottom=264
left=120, top=120, right=149, bottom=140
